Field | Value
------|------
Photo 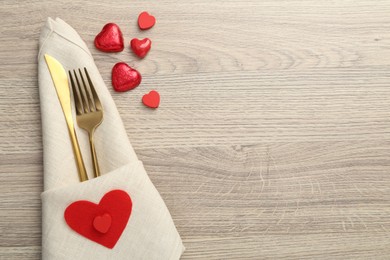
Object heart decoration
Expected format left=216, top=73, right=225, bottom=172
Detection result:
left=138, top=11, right=156, bottom=30
left=94, top=13, right=160, bottom=107
left=93, top=213, right=112, bottom=234
left=142, top=90, right=160, bottom=108
left=130, top=38, right=152, bottom=58
left=94, top=23, right=124, bottom=52
left=112, top=62, right=142, bottom=92
left=64, top=190, right=132, bottom=249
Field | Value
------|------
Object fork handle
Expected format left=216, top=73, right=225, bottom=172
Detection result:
left=67, top=125, right=89, bottom=182
left=89, top=133, right=101, bottom=178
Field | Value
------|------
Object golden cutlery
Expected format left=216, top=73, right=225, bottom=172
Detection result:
left=69, top=68, right=103, bottom=178
left=44, top=54, right=89, bottom=182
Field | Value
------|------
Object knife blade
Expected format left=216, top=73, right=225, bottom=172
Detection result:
left=44, top=54, right=89, bottom=182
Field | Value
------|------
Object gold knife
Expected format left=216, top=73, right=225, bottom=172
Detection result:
left=44, top=54, right=89, bottom=182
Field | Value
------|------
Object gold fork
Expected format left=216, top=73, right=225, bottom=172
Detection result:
left=69, top=68, right=103, bottom=178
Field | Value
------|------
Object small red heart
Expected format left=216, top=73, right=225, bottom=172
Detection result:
left=130, top=38, right=152, bottom=58
left=142, top=90, right=160, bottom=108
left=94, top=23, right=124, bottom=52
left=64, top=190, right=132, bottom=249
left=138, top=11, right=156, bottom=30
left=93, top=213, right=112, bottom=234
left=112, top=62, right=142, bottom=92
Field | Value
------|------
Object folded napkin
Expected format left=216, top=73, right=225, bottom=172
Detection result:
left=38, top=17, right=184, bottom=259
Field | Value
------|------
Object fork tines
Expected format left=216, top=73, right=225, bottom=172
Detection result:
left=68, top=68, right=102, bottom=115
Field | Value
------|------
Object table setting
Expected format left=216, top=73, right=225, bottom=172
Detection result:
left=39, top=17, right=184, bottom=259
left=1, top=1, right=390, bottom=259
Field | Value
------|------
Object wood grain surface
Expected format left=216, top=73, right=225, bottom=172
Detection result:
left=1, top=0, right=390, bottom=259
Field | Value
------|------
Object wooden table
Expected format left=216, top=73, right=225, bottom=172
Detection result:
left=1, top=1, right=389, bottom=259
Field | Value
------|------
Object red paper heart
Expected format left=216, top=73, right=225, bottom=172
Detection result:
left=138, top=11, right=156, bottom=30
left=93, top=213, right=112, bottom=234
left=112, top=62, right=142, bottom=92
left=142, top=90, right=160, bottom=108
left=130, top=38, right=152, bottom=58
left=94, top=23, right=124, bottom=52
left=64, top=190, right=132, bottom=249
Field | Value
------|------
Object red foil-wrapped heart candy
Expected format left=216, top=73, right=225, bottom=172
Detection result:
left=130, top=38, right=152, bottom=58
left=94, top=23, right=124, bottom=52
left=111, top=62, right=142, bottom=92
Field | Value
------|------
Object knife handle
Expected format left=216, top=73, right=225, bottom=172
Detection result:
left=67, top=123, right=89, bottom=182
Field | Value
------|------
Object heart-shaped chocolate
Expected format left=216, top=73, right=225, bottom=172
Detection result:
left=94, top=23, right=124, bottom=52
left=64, top=190, right=132, bottom=249
left=138, top=11, right=156, bottom=30
left=130, top=38, right=152, bottom=58
left=112, top=62, right=142, bottom=92
left=142, top=90, right=160, bottom=108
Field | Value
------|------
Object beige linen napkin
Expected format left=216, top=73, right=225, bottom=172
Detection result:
left=38, top=17, right=184, bottom=259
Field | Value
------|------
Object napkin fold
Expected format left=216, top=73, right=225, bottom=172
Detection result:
left=38, top=17, right=184, bottom=259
